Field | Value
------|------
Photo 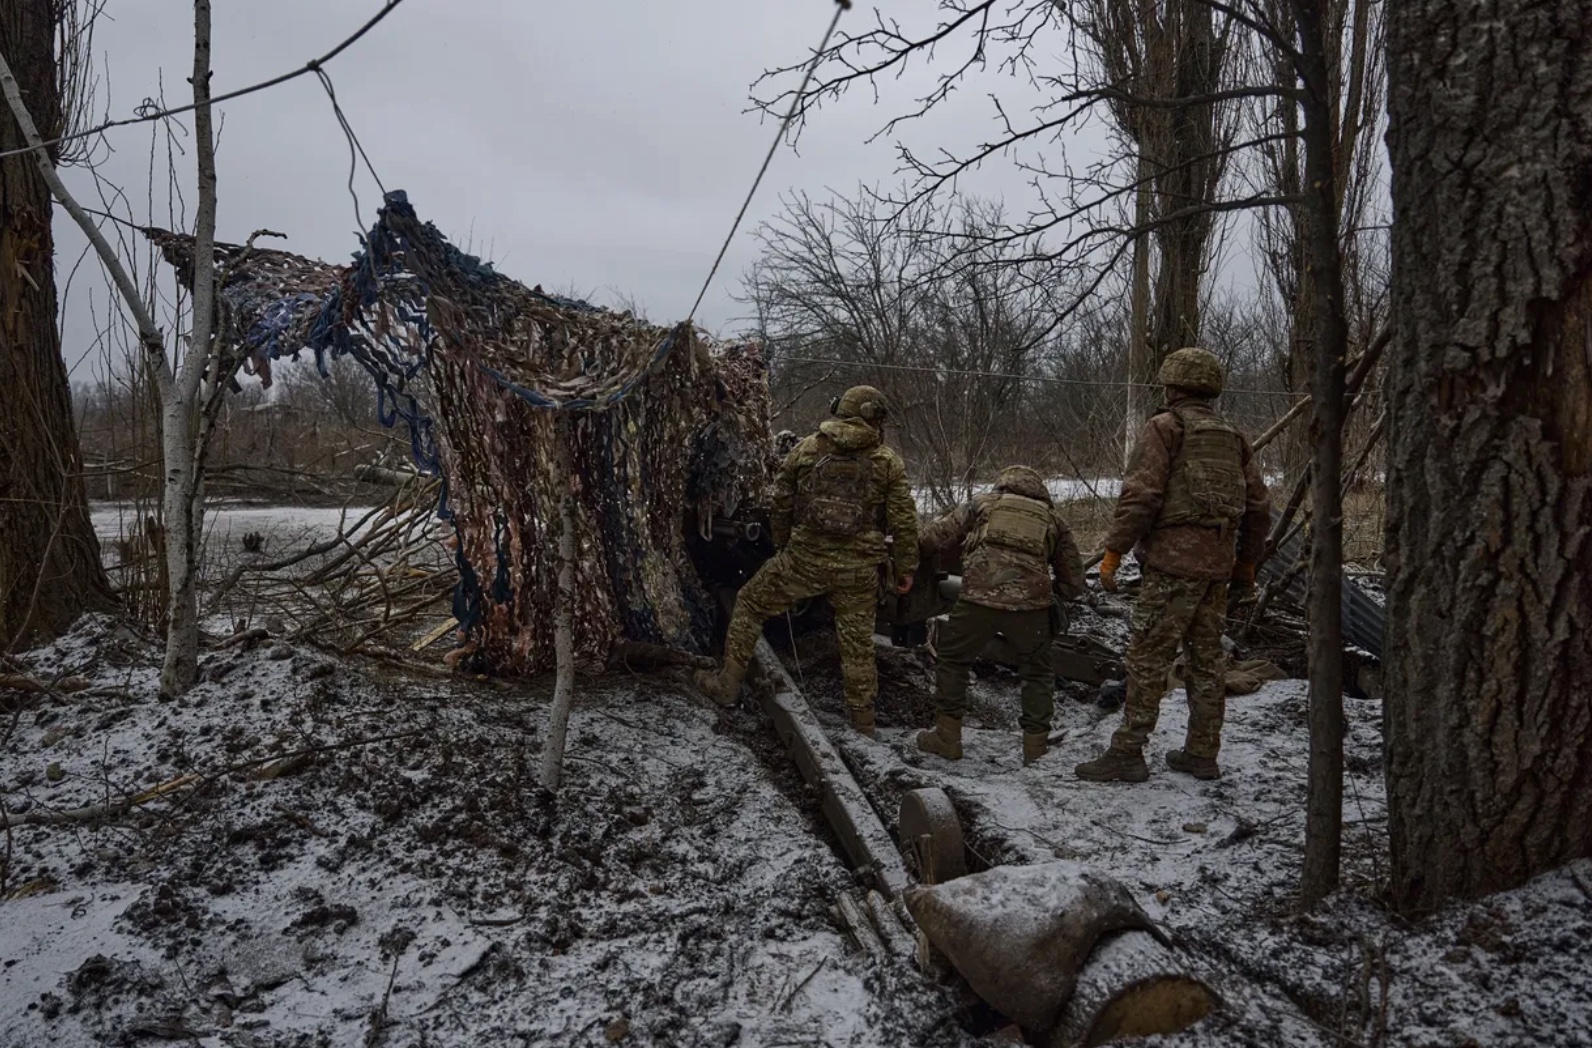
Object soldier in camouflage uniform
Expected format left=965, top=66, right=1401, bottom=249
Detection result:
left=1076, top=348, right=1271, bottom=782
left=696, top=386, right=919, bottom=736
left=916, top=466, right=1086, bottom=765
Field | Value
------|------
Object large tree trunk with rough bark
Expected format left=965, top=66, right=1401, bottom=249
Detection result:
left=1148, top=0, right=1218, bottom=359
left=1295, top=0, right=1350, bottom=908
left=1383, top=0, right=1592, bottom=915
left=0, top=0, right=112, bottom=649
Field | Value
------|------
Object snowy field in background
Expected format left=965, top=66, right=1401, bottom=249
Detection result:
left=90, top=503, right=383, bottom=566
left=914, top=477, right=1121, bottom=513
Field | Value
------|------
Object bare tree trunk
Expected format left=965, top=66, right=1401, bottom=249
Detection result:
left=1383, top=0, right=1592, bottom=914
left=158, top=0, right=218, bottom=695
left=539, top=419, right=579, bottom=791
left=1295, top=0, right=1350, bottom=908
left=1148, top=0, right=1218, bottom=358
left=1125, top=155, right=1154, bottom=469
left=0, top=0, right=113, bottom=650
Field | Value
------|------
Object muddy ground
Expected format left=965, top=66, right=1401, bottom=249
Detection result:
left=1, top=619, right=982, bottom=1048
left=4, top=601, right=1588, bottom=1048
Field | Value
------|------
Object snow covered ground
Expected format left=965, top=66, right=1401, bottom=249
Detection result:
left=5, top=611, right=1588, bottom=1047
left=818, top=650, right=1592, bottom=1048
left=1, top=618, right=974, bottom=1048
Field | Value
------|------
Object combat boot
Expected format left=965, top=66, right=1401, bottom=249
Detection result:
left=916, top=714, right=963, bottom=760
left=1166, top=749, right=1221, bottom=780
left=1022, top=732, right=1049, bottom=766
left=1074, top=747, right=1149, bottom=782
left=850, top=707, right=877, bottom=738
left=693, top=658, right=747, bottom=708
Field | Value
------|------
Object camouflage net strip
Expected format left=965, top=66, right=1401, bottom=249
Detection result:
left=150, top=190, right=773, bottom=674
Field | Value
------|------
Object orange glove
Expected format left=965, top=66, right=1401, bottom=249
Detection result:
left=1099, top=550, right=1122, bottom=592
left=1231, top=562, right=1257, bottom=586
left=895, top=572, right=915, bottom=595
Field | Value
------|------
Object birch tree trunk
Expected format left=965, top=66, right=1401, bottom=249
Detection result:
left=1383, top=0, right=1592, bottom=914
left=158, top=0, right=219, bottom=695
left=0, top=0, right=113, bottom=649
left=0, top=2, right=216, bottom=695
left=539, top=418, right=579, bottom=791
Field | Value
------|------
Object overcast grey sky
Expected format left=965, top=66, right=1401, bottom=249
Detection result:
left=56, top=0, right=1072, bottom=379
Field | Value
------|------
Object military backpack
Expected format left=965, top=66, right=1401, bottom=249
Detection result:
left=798, top=451, right=877, bottom=537
left=1158, top=405, right=1246, bottom=529
left=975, top=493, right=1054, bottom=559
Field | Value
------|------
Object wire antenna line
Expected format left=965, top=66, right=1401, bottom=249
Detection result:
left=686, top=0, right=851, bottom=325
left=780, top=355, right=1309, bottom=398
left=0, top=0, right=412, bottom=161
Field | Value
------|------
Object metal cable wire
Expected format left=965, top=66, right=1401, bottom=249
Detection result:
left=314, top=67, right=387, bottom=232
left=0, top=0, right=412, bottom=161
left=686, top=0, right=850, bottom=324
left=779, top=355, right=1309, bottom=398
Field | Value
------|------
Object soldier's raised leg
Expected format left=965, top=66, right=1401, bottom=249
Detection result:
left=697, top=550, right=820, bottom=707
left=1167, top=579, right=1228, bottom=780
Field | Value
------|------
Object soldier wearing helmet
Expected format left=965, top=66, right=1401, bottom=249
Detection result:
left=915, top=464, right=1086, bottom=765
left=1076, top=347, right=1271, bottom=783
left=696, top=385, right=918, bottom=736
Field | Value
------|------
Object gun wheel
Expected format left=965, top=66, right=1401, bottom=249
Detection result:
left=899, top=787, right=966, bottom=885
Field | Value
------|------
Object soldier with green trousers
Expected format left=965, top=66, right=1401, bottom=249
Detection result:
left=696, top=386, right=919, bottom=736
left=915, top=466, right=1087, bottom=765
left=1076, top=348, right=1272, bottom=783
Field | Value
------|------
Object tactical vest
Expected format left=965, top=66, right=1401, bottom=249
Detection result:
left=973, top=493, right=1054, bottom=559
left=1157, top=405, right=1246, bottom=530
left=798, top=450, right=877, bottom=537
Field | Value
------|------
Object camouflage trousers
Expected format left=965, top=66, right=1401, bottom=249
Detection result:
left=933, top=600, right=1056, bottom=734
left=1110, top=568, right=1228, bottom=758
left=722, top=546, right=881, bottom=711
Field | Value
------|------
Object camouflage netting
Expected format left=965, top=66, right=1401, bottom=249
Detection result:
left=151, top=190, right=774, bottom=674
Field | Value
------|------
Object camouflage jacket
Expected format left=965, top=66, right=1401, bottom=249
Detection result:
left=1104, top=395, right=1271, bottom=580
left=771, top=417, right=920, bottom=581
left=920, top=491, right=1086, bottom=611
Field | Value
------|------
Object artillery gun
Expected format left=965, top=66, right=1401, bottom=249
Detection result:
left=687, top=506, right=1126, bottom=687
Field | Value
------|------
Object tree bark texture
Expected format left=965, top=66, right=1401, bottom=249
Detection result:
left=0, top=0, right=112, bottom=649
left=1126, top=154, right=1155, bottom=470
left=159, top=0, right=218, bottom=695
left=1149, top=0, right=1219, bottom=358
left=1294, top=0, right=1350, bottom=908
left=539, top=419, right=579, bottom=791
left=1384, top=0, right=1592, bottom=914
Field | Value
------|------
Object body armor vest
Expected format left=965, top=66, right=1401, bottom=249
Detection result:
left=1158, top=405, right=1246, bottom=529
left=974, top=493, right=1053, bottom=559
left=798, top=450, right=876, bottom=536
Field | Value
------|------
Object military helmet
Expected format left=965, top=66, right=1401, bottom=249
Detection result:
left=994, top=465, right=1051, bottom=502
left=1157, top=347, right=1224, bottom=396
left=831, top=385, right=890, bottom=422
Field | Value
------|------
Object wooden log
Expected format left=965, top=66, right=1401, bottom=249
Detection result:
left=834, top=890, right=889, bottom=964
left=865, top=889, right=917, bottom=960
left=1048, top=930, right=1219, bottom=1048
